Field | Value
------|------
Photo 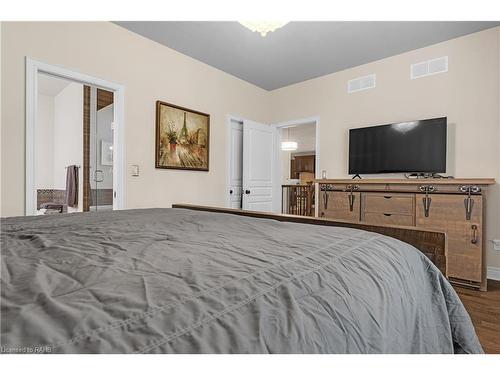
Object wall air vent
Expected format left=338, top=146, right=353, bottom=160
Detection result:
left=411, top=56, right=448, bottom=79
left=347, top=74, right=376, bottom=94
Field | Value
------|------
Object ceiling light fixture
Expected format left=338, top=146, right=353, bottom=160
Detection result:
left=281, top=127, right=298, bottom=151
left=239, top=21, right=289, bottom=37
left=281, top=141, right=298, bottom=151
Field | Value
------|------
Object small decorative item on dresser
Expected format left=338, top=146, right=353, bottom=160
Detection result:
left=155, top=101, right=210, bottom=171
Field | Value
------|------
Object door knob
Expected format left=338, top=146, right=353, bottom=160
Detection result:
left=245, top=190, right=251, bottom=194
left=229, top=189, right=233, bottom=194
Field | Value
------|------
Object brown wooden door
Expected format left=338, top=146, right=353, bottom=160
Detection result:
left=319, top=191, right=360, bottom=222
left=415, top=194, right=483, bottom=282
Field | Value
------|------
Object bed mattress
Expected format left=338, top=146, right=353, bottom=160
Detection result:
left=0, top=208, right=483, bottom=353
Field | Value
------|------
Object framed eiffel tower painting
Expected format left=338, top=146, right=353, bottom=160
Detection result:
left=155, top=101, right=210, bottom=171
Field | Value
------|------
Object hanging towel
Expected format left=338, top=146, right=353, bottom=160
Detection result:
left=65, top=165, right=79, bottom=207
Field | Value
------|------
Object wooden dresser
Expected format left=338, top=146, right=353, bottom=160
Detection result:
left=316, top=178, right=495, bottom=291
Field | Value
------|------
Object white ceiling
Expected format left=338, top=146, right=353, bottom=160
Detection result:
left=115, top=21, right=500, bottom=90
left=38, top=73, right=71, bottom=97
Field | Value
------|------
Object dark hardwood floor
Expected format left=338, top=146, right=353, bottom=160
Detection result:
left=455, top=279, right=500, bottom=354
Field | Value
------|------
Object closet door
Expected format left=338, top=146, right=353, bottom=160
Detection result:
left=242, top=120, right=275, bottom=212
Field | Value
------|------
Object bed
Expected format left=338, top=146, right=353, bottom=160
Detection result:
left=0, top=206, right=482, bottom=353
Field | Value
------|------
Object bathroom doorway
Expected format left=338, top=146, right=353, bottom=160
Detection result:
left=26, top=58, right=125, bottom=216
left=32, top=73, right=115, bottom=215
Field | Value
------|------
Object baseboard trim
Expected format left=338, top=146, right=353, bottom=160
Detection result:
left=487, top=266, right=500, bottom=281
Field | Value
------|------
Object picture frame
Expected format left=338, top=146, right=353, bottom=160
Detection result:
left=155, top=101, right=210, bottom=171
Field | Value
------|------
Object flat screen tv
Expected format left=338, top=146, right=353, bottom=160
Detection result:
left=348, top=117, right=447, bottom=175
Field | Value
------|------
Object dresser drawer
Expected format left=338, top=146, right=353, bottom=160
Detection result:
left=363, top=193, right=414, bottom=215
left=363, top=212, right=414, bottom=226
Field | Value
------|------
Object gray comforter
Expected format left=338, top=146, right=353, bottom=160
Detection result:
left=0, top=208, right=482, bottom=354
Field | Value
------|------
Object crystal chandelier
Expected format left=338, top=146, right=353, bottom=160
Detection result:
left=239, top=21, right=288, bottom=37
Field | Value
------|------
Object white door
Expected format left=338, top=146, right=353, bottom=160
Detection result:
left=228, top=120, right=243, bottom=209
left=242, top=120, right=275, bottom=212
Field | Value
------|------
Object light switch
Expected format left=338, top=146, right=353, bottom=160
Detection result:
left=131, top=165, right=139, bottom=177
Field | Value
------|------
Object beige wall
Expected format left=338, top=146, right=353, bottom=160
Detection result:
left=1, top=22, right=269, bottom=217
left=1, top=22, right=499, bottom=268
left=269, top=27, right=500, bottom=269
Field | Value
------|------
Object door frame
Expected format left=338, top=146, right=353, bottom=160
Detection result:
left=25, top=57, right=126, bottom=215
left=272, top=116, right=320, bottom=213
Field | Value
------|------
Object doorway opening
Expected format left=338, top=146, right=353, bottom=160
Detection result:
left=226, top=115, right=319, bottom=215
left=26, top=58, right=125, bottom=216
left=32, top=73, right=115, bottom=215
left=274, top=118, right=320, bottom=216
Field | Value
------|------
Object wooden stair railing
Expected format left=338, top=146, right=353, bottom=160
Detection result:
left=282, top=184, right=315, bottom=216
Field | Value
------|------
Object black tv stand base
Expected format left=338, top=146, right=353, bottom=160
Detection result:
left=352, top=174, right=362, bottom=179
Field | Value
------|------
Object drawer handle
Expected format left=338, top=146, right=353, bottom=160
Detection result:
left=419, top=185, right=435, bottom=218
left=464, top=194, right=474, bottom=221
left=383, top=196, right=392, bottom=199
left=383, top=213, right=392, bottom=217
left=422, top=196, right=432, bottom=218
left=471, top=224, right=478, bottom=244
left=460, top=185, right=480, bottom=220
left=347, top=185, right=358, bottom=212
left=348, top=193, right=355, bottom=212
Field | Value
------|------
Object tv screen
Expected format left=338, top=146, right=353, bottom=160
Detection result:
left=348, top=117, right=447, bottom=175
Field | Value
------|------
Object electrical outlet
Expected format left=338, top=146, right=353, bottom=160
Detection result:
left=493, top=240, right=500, bottom=251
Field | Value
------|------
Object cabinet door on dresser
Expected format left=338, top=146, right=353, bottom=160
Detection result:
left=319, top=191, right=360, bottom=221
left=415, top=194, right=483, bottom=283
